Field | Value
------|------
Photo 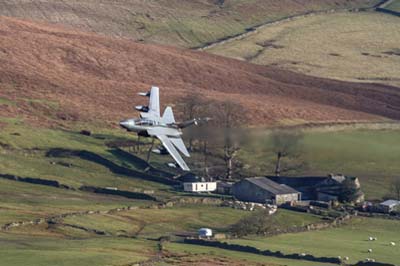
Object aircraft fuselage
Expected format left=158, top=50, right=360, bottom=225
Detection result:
left=119, top=118, right=182, bottom=138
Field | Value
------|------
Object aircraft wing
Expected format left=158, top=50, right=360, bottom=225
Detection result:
left=170, top=137, right=190, bottom=157
left=140, top=86, right=160, bottom=121
left=155, top=134, right=190, bottom=171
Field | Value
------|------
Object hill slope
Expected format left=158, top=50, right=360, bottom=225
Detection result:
left=207, top=11, right=400, bottom=87
left=0, top=0, right=380, bottom=48
left=1, top=16, right=400, bottom=127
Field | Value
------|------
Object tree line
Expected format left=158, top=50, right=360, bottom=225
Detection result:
left=178, top=92, right=305, bottom=180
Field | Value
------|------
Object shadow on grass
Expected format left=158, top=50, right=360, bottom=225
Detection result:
left=109, top=148, right=175, bottom=179
left=46, top=148, right=179, bottom=186
left=0, top=173, right=72, bottom=189
left=80, top=185, right=157, bottom=201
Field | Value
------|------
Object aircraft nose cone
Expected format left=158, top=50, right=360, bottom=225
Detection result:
left=119, top=119, right=133, bottom=129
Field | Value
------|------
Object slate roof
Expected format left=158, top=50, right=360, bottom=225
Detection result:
left=246, top=177, right=299, bottom=195
left=267, top=176, right=327, bottom=188
left=380, top=200, right=400, bottom=207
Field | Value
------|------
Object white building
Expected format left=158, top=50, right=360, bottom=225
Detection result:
left=183, top=182, right=217, bottom=192
left=198, top=228, right=213, bottom=238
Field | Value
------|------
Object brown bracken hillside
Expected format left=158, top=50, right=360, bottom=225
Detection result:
left=0, top=16, right=399, bottom=127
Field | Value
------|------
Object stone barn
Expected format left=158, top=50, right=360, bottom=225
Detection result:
left=379, top=200, right=400, bottom=213
left=232, top=177, right=300, bottom=205
left=268, top=174, right=364, bottom=203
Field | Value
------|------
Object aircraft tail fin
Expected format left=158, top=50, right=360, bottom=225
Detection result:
left=162, top=106, right=175, bottom=124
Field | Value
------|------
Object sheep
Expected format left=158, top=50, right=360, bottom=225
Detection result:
left=369, top=236, right=374, bottom=241
left=390, top=242, right=396, bottom=246
left=367, top=249, right=373, bottom=253
left=338, top=256, right=342, bottom=260
left=344, top=257, right=349, bottom=261
left=300, top=253, right=306, bottom=257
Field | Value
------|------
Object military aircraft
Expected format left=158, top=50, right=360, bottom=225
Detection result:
left=120, top=86, right=205, bottom=171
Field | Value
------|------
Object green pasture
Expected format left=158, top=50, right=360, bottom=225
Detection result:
left=60, top=208, right=323, bottom=239
left=0, top=232, right=156, bottom=266
left=163, top=242, right=337, bottom=266
left=0, top=121, right=176, bottom=226
left=0, top=178, right=150, bottom=226
left=228, top=217, right=400, bottom=265
left=0, top=121, right=173, bottom=192
left=62, top=204, right=251, bottom=238
left=207, top=11, right=400, bottom=87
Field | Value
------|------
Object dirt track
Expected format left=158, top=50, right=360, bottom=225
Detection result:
left=0, top=16, right=400, bottom=126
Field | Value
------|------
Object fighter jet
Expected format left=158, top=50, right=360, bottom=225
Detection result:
left=120, top=86, right=205, bottom=171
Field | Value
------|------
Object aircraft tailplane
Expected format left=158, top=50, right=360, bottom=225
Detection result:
left=162, top=106, right=175, bottom=124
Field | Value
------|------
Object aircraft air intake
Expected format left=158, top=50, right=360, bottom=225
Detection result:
left=135, top=105, right=149, bottom=112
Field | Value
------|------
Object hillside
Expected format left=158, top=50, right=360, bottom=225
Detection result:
left=0, top=0, right=381, bottom=48
left=1, top=16, right=400, bottom=127
left=207, top=11, right=400, bottom=87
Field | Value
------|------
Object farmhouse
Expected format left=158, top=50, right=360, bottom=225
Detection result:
left=268, top=174, right=364, bottom=203
left=232, top=177, right=300, bottom=205
left=179, top=173, right=217, bottom=193
left=183, top=181, right=217, bottom=192
left=379, top=200, right=400, bottom=213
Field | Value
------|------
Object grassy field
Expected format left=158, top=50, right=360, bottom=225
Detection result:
left=0, top=203, right=326, bottom=266
left=62, top=205, right=252, bottom=238
left=208, top=11, right=400, bottom=87
left=0, top=178, right=151, bottom=226
left=0, top=232, right=157, bottom=266
left=163, top=242, right=337, bottom=266
left=0, top=119, right=177, bottom=227
left=0, top=120, right=173, bottom=190
left=60, top=208, right=323, bottom=239
left=227, top=217, right=400, bottom=265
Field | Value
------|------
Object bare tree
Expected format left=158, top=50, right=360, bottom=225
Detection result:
left=230, top=210, right=278, bottom=237
left=180, top=98, right=246, bottom=179
left=179, top=92, right=207, bottom=150
left=271, top=130, right=304, bottom=176
left=212, top=100, right=246, bottom=179
left=391, top=177, right=400, bottom=200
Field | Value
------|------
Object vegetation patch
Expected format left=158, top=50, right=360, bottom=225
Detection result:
left=0, top=97, right=16, bottom=106
left=230, top=209, right=324, bottom=237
